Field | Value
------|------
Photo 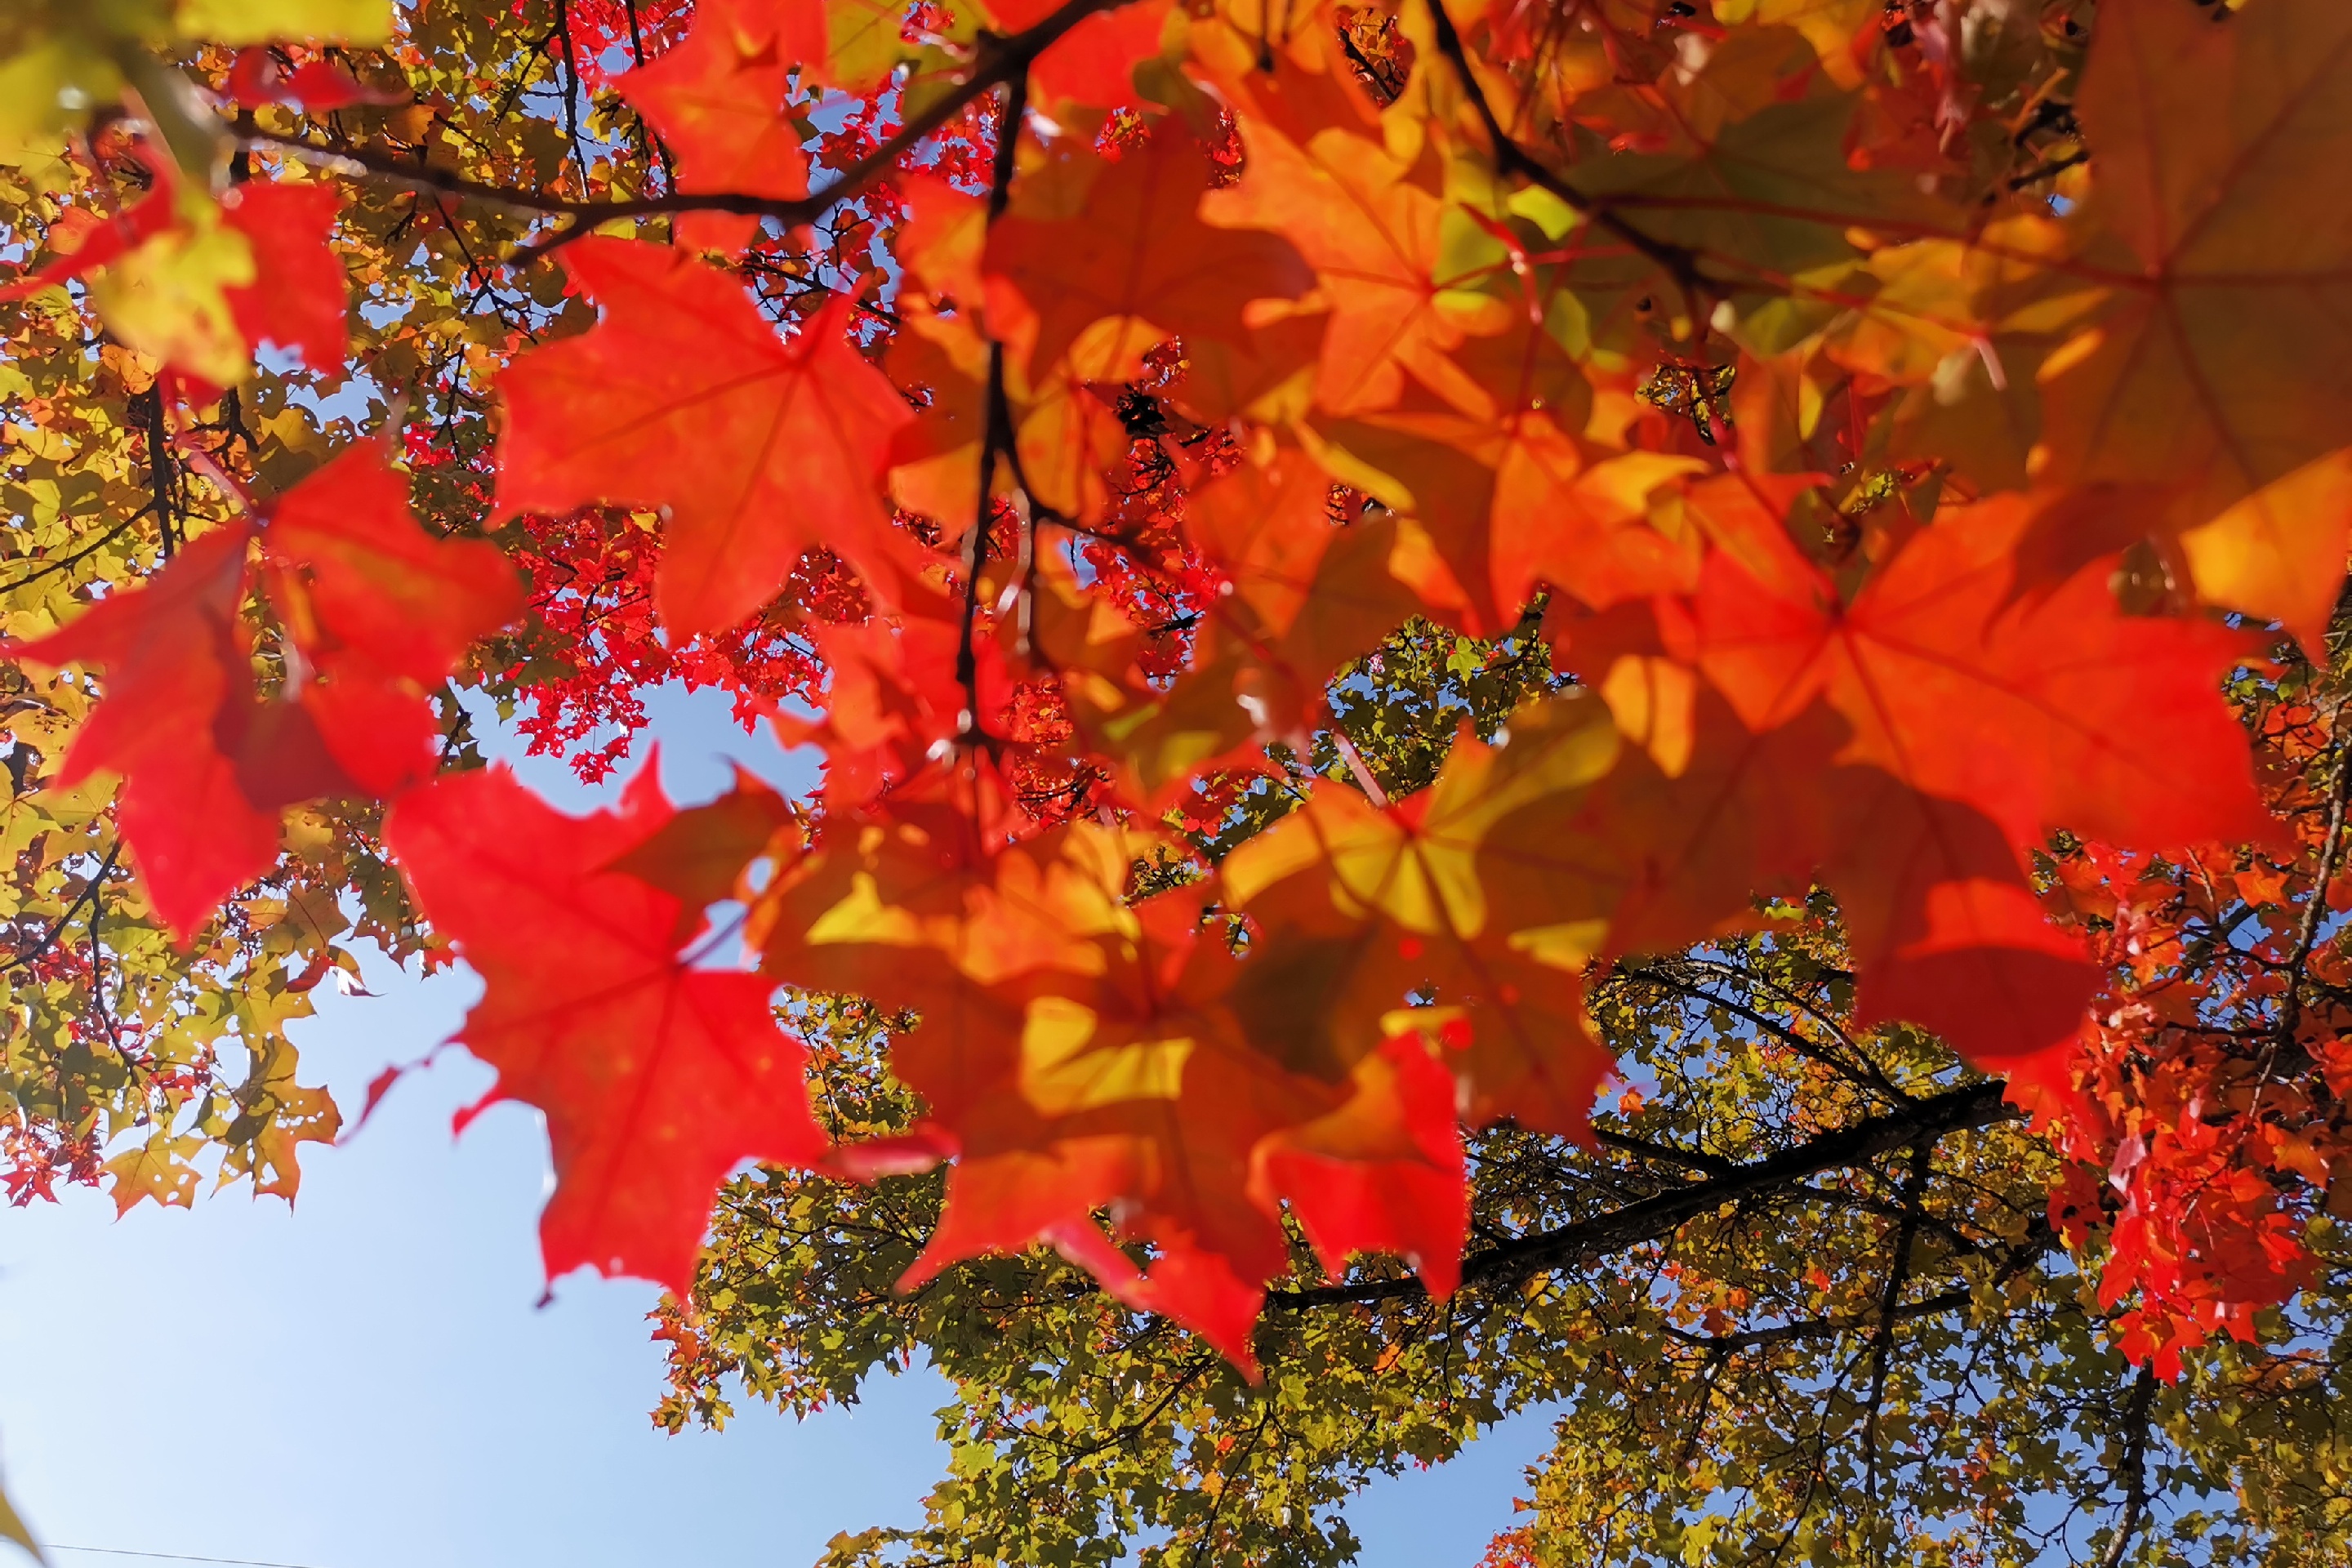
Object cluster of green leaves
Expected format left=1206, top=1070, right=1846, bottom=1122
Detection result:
left=0, top=236, right=399, bottom=1204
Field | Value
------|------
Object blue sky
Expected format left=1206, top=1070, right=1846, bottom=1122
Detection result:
left=0, top=684, right=1552, bottom=1568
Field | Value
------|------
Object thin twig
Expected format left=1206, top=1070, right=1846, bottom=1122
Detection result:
left=3, top=842, right=122, bottom=975
left=1421, top=0, right=1711, bottom=324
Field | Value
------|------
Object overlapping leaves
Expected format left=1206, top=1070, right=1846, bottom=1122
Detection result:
left=3, top=0, right=2345, bottom=1392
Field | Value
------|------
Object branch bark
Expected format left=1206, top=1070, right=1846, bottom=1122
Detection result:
left=1266, top=1080, right=2020, bottom=1309
left=955, top=70, right=1031, bottom=745
left=1860, top=1135, right=1934, bottom=1498
left=2096, top=1365, right=2160, bottom=1568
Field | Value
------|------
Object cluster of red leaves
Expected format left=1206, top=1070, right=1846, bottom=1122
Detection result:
left=359, top=0, right=2329, bottom=1363
left=1477, top=1526, right=1540, bottom=1568
left=0, top=1121, right=103, bottom=1208
left=501, top=505, right=834, bottom=782
left=2042, top=692, right=2352, bottom=1379
left=556, top=0, right=700, bottom=84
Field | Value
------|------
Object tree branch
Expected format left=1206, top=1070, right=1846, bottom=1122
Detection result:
left=1591, top=1126, right=1740, bottom=1178
left=4, top=842, right=122, bottom=976
left=1655, top=1222, right=2055, bottom=1354
left=1861, top=1135, right=1934, bottom=1499
left=1613, top=958, right=1907, bottom=1105
left=2096, top=1365, right=2160, bottom=1568
left=239, top=0, right=1125, bottom=253
left=1420, top=0, right=1711, bottom=320
left=1266, top=1080, right=2020, bottom=1309
left=954, top=70, right=1030, bottom=745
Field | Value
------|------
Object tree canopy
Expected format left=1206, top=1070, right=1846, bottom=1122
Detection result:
left=3, top=0, right=2351, bottom=1562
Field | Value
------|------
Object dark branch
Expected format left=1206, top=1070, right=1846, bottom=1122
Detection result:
left=954, top=69, right=1030, bottom=745
left=2096, top=1365, right=2160, bottom=1568
left=239, top=0, right=1125, bottom=254
left=1591, top=1126, right=1740, bottom=1178
left=1861, top=1135, right=1934, bottom=1499
left=1267, top=1080, right=2020, bottom=1309
left=1420, top=0, right=1712, bottom=319
left=3, top=841, right=123, bottom=975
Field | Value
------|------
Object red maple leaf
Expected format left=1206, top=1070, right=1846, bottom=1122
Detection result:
left=385, top=761, right=828, bottom=1294
left=494, top=239, right=917, bottom=639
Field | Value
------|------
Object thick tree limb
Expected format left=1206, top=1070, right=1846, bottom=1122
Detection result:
left=2096, top=1365, right=2160, bottom=1568
left=1266, top=1080, right=2019, bottom=1310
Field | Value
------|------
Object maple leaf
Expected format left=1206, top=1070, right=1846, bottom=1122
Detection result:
left=103, top=1129, right=207, bottom=1214
left=1047, top=451, right=1425, bottom=804
left=1323, top=402, right=1700, bottom=635
left=617, top=4, right=808, bottom=254
left=609, top=769, right=801, bottom=938
left=1250, top=1029, right=1468, bottom=1296
left=827, top=0, right=924, bottom=90
left=1823, top=763, right=2099, bottom=1090
left=1488, top=443, right=1708, bottom=614
left=215, top=180, right=348, bottom=379
left=176, top=0, right=394, bottom=44
left=982, top=129, right=1313, bottom=384
left=384, top=761, right=828, bottom=1294
left=1713, top=0, right=1882, bottom=87
left=983, top=0, right=1174, bottom=108
left=1009, top=356, right=1134, bottom=523
left=10, top=442, right=520, bottom=941
left=760, top=805, right=1298, bottom=1361
left=884, top=306, right=992, bottom=534
left=2177, top=447, right=2352, bottom=656
left=261, top=442, right=523, bottom=795
left=1196, top=41, right=1474, bottom=416
left=224, top=46, right=400, bottom=110
left=2, top=179, right=347, bottom=393
left=10, top=525, right=283, bottom=942
left=495, top=238, right=915, bottom=638
left=216, top=1037, right=344, bottom=1199
left=762, top=800, right=1486, bottom=1364
left=773, top=590, right=1018, bottom=807
left=1562, top=677, right=1846, bottom=956
left=1677, top=482, right=2272, bottom=851
left=1218, top=698, right=1626, bottom=1137
left=2028, top=0, right=2352, bottom=535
